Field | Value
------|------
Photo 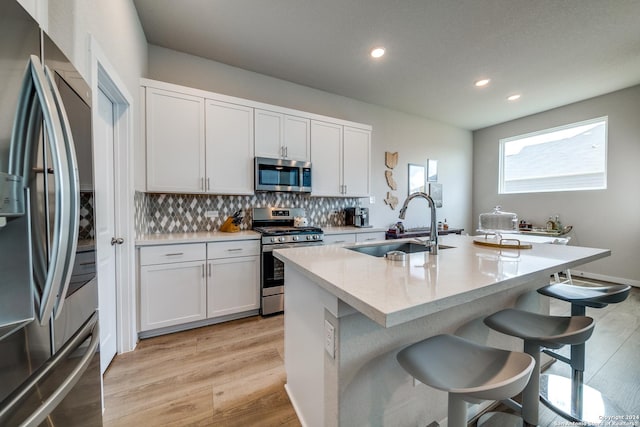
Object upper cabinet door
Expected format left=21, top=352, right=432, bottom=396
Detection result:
left=254, top=109, right=282, bottom=159
left=255, top=109, right=310, bottom=161
left=146, top=88, right=205, bottom=193
left=205, top=100, right=254, bottom=195
left=310, top=120, right=342, bottom=197
left=343, top=126, right=371, bottom=197
left=283, top=115, right=310, bottom=162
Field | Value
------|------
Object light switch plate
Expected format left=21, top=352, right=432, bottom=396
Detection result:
left=369, top=196, right=376, bottom=204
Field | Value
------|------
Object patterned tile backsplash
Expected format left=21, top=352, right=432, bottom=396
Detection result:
left=135, top=191, right=362, bottom=236
left=79, top=191, right=94, bottom=240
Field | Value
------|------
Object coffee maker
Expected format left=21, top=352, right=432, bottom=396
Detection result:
left=345, top=207, right=370, bottom=228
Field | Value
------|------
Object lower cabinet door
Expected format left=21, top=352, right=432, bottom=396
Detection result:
left=140, top=261, right=207, bottom=331
left=207, top=256, right=260, bottom=318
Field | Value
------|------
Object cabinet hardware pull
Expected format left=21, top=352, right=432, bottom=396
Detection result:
left=202, top=265, right=205, bottom=278
left=164, top=252, right=184, bottom=256
left=207, top=177, right=210, bottom=191
left=201, top=177, right=204, bottom=190
left=334, top=240, right=345, bottom=243
left=227, top=248, right=243, bottom=252
left=208, top=263, right=211, bottom=277
left=79, top=262, right=96, bottom=266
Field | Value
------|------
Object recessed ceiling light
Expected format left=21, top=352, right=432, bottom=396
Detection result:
left=475, top=79, right=490, bottom=87
left=507, top=94, right=521, bottom=101
left=370, top=47, right=385, bottom=58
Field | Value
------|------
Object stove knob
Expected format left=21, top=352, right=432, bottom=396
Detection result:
left=270, top=237, right=277, bottom=243
left=312, top=235, right=318, bottom=240
left=279, top=237, right=286, bottom=242
left=292, top=236, right=300, bottom=241
left=306, top=235, right=312, bottom=241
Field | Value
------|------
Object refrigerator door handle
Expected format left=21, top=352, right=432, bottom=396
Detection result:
left=44, top=64, right=80, bottom=319
left=0, top=312, right=99, bottom=427
left=8, top=56, right=74, bottom=325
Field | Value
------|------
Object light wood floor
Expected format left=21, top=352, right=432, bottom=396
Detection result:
left=102, top=315, right=300, bottom=427
left=103, top=284, right=639, bottom=426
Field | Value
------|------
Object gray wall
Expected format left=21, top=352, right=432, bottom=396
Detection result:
left=473, top=85, right=640, bottom=286
left=146, top=45, right=474, bottom=232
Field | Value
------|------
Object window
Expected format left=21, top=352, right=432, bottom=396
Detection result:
left=499, top=117, right=607, bottom=194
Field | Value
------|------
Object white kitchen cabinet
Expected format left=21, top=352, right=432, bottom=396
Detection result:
left=206, top=240, right=260, bottom=318
left=355, top=231, right=386, bottom=243
left=255, top=109, right=310, bottom=161
left=323, top=233, right=356, bottom=245
left=310, top=120, right=343, bottom=196
left=311, top=120, right=371, bottom=197
left=207, top=256, right=260, bottom=318
left=139, top=244, right=207, bottom=331
left=205, top=100, right=254, bottom=195
left=343, top=126, right=371, bottom=197
left=145, top=87, right=205, bottom=193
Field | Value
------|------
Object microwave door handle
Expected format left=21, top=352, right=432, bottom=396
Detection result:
left=13, top=56, right=72, bottom=325
left=44, top=64, right=80, bottom=318
left=0, top=312, right=99, bottom=427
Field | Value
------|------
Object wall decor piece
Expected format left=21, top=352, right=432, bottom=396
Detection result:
left=408, top=163, right=426, bottom=195
left=428, top=182, right=443, bottom=207
left=385, top=152, right=398, bottom=169
left=385, top=170, right=397, bottom=190
left=384, top=192, right=399, bottom=210
left=427, top=159, right=438, bottom=182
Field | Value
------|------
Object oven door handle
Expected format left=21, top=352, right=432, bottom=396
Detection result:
left=262, top=242, right=324, bottom=252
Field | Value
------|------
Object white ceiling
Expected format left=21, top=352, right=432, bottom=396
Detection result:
left=133, top=0, right=640, bottom=130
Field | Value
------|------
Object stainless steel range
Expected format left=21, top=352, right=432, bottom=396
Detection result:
left=253, top=207, right=324, bottom=315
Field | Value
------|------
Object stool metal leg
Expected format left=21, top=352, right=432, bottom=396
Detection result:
left=448, top=394, right=467, bottom=427
left=522, top=341, right=540, bottom=426
left=540, top=302, right=628, bottom=425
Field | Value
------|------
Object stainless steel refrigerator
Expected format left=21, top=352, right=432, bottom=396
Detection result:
left=0, top=0, right=102, bottom=425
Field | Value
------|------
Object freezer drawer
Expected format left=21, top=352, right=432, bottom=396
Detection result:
left=0, top=312, right=102, bottom=427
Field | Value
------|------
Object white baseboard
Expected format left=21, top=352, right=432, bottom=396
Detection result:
left=284, top=383, right=308, bottom=427
left=569, top=269, right=640, bottom=288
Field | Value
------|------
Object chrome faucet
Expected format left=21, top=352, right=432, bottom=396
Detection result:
left=398, top=192, right=439, bottom=255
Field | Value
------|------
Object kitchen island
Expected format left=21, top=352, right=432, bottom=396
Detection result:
left=273, top=234, right=609, bottom=427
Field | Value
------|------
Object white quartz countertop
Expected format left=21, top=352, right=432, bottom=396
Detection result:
left=136, top=230, right=260, bottom=246
left=273, top=234, right=610, bottom=327
left=322, top=226, right=386, bottom=235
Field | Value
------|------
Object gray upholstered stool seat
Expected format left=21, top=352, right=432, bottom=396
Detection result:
left=396, top=334, right=535, bottom=427
left=536, top=282, right=631, bottom=424
left=484, top=309, right=595, bottom=426
left=538, top=282, right=631, bottom=309
left=484, top=309, right=595, bottom=349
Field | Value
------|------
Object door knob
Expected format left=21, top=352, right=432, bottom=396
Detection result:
left=110, top=237, right=124, bottom=245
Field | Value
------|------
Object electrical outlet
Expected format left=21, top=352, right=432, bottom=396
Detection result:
left=205, top=210, right=219, bottom=218
left=324, top=320, right=335, bottom=359
left=369, top=196, right=376, bottom=204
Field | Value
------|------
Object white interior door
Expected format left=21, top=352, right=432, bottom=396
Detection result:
left=95, top=88, right=117, bottom=373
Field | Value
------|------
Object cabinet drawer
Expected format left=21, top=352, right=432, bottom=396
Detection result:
left=356, top=232, right=386, bottom=243
left=139, top=243, right=206, bottom=266
left=207, top=240, right=260, bottom=259
left=323, top=234, right=356, bottom=245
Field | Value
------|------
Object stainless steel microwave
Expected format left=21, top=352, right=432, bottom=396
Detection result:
left=255, top=157, right=312, bottom=193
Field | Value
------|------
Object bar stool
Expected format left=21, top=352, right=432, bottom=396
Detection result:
left=396, top=334, right=535, bottom=427
left=484, top=308, right=595, bottom=426
left=537, top=282, right=631, bottom=424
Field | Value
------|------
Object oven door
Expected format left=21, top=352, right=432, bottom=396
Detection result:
left=261, top=241, right=322, bottom=315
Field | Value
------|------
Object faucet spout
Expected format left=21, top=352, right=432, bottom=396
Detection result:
left=398, top=192, right=439, bottom=255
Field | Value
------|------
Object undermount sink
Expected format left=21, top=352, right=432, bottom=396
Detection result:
left=346, top=241, right=454, bottom=257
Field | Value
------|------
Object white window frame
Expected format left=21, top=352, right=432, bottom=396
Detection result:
left=498, top=117, right=608, bottom=194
